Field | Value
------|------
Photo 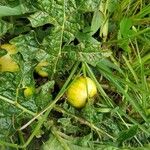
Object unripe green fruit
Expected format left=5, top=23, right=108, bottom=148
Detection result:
left=66, top=76, right=97, bottom=108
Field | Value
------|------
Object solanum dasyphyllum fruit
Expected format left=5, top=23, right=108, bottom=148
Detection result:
left=35, top=61, right=49, bottom=77
left=0, top=44, right=19, bottom=72
left=24, top=86, right=34, bottom=97
left=66, top=76, right=97, bottom=108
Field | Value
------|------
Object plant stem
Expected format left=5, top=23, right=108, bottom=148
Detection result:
left=0, top=140, right=19, bottom=149
left=18, top=130, right=26, bottom=150
left=0, top=95, right=36, bottom=116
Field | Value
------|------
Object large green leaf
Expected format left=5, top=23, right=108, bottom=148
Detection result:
left=27, top=0, right=84, bottom=79
left=32, top=0, right=83, bottom=42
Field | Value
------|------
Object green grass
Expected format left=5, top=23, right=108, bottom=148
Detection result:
left=0, top=0, right=150, bottom=149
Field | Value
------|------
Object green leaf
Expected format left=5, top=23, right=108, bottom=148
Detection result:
left=0, top=6, right=22, bottom=17
left=120, top=18, right=132, bottom=37
left=118, top=18, right=133, bottom=52
left=76, top=0, right=100, bottom=12
left=117, top=125, right=138, bottom=145
left=58, top=118, right=81, bottom=135
left=97, top=59, right=121, bottom=74
left=0, top=3, right=36, bottom=17
left=107, top=0, right=118, bottom=13
left=91, top=10, right=104, bottom=35
left=42, top=134, right=134, bottom=150
left=36, top=81, right=54, bottom=110
left=10, top=32, right=39, bottom=88
left=0, top=20, right=13, bottom=37
left=0, top=116, right=12, bottom=139
left=36, top=0, right=83, bottom=42
left=0, top=48, right=7, bottom=57
left=29, top=0, right=84, bottom=78
left=0, top=73, right=21, bottom=140
left=41, top=134, right=92, bottom=150
left=28, top=11, right=53, bottom=27
left=62, top=31, right=104, bottom=66
left=133, top=4, right=150, bottom=19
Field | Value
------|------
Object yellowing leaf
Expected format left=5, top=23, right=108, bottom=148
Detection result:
left=0, top=44, right=19, bottom=72
left=0, top=55, right=19, bottom=72
left=1, top=44, right=17, bottom=54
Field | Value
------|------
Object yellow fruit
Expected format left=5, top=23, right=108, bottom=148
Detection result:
left=66, top=76, right=97, bottom=108
left=0, top=44, right=19, bottom=72
left=37, top=70, right=49, bottom=77
left=24, top=87, right=34, bottom=97
left=35, top=61, right=49, bottom=77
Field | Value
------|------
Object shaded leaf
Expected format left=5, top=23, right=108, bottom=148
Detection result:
left=0, top=20, right=13, bottom=37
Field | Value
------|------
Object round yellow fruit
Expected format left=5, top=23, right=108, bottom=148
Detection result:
left=66, top=76, right=97, bottom=108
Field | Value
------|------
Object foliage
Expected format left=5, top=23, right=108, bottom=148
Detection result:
left=0, top=0, right=150, bottom=149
